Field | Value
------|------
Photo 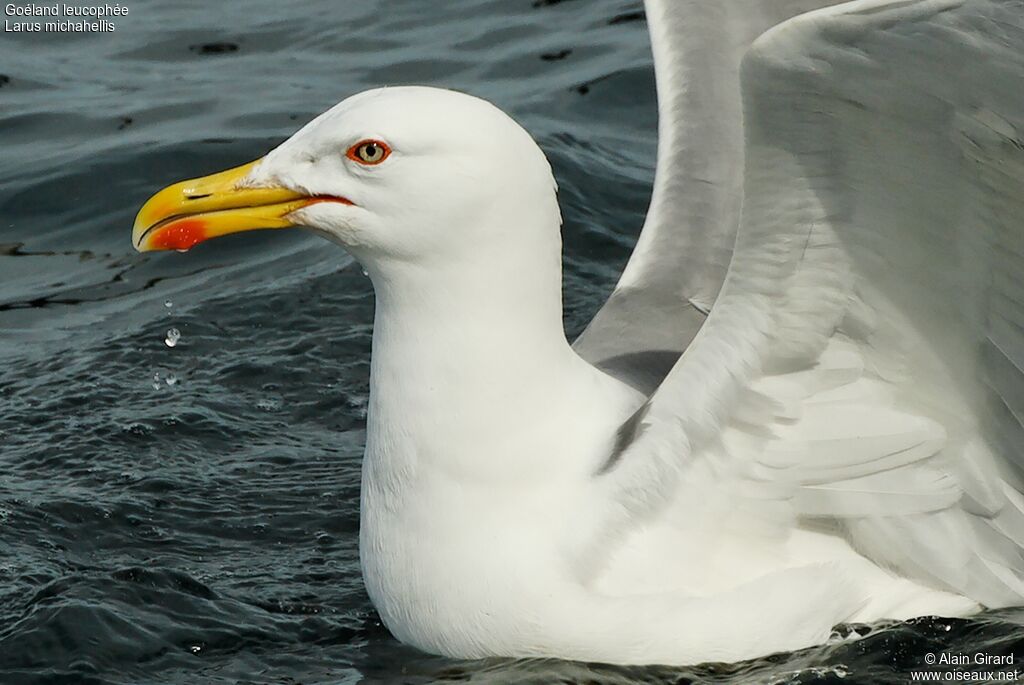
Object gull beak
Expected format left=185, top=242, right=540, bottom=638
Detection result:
left=132, top=159, right=329, bottom=252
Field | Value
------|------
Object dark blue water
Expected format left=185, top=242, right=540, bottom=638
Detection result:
left=1, top=1, right=1022, bottom=683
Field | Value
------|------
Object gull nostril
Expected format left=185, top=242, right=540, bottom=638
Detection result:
left=185, top=193, right=212, bottom=200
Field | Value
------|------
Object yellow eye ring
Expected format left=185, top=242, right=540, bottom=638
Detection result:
left=346, top=139, right=391, bottom=165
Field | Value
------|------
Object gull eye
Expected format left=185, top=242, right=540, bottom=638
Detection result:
left=347, top=139, right=391, bottom=166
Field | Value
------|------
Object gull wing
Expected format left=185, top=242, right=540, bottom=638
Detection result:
left=573, top=0, right=845, bottom=393
left=592, top=0, right=1024, bottom=607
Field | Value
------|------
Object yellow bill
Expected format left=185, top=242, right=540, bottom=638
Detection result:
left=132, top=160, right=345, bottom=252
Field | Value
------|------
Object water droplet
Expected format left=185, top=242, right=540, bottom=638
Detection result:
left=165, top=374, right=178, bottom=386
left=164, top=299, right=173, bottom=308
left=189, top=644, right=202, bottom=654
left=164, top=328, right=181, bottom=348
left=152, top=372, right=161, bottom=390
left=361, top=268, right=369, bottom=277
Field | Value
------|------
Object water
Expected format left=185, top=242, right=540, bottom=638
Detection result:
left=1, top=0, right=1022, bottom=683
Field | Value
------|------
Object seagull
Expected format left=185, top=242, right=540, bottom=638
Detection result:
left=131, top=0, right=1024, bottom=666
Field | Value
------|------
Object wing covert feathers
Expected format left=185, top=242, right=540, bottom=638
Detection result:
left=593, top=0, right=1024, bottom=609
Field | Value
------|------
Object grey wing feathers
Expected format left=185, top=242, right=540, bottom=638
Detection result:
left=733, top=0, right=1024, bottom=605
left=574, top=0, right=845, bottom=393
left=590, top=0, right=1024, bottom=609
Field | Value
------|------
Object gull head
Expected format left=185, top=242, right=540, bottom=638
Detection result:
left=133, top=86, right=560, bottom=271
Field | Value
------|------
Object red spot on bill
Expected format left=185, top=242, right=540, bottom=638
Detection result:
left=149, top=219, right=208, bottom=251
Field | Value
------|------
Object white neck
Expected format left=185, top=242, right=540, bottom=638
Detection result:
left=357, top=214, right=639, bottom=507
left=365, top=232, right=566, bottom=458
